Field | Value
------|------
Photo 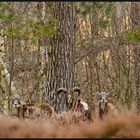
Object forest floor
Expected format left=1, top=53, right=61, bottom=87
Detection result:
left=0, top=110, right=140, bottom=138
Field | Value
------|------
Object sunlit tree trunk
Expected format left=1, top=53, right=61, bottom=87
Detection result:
left=0, top=56, right=18, bottom=112
left=37, top=2, right=48, bottom=103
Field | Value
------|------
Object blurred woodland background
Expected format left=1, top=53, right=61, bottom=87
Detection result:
left=0, top=2, right=139, bottom=114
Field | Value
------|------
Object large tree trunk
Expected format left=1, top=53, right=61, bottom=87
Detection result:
left=46, top=2, right=76, bottom=113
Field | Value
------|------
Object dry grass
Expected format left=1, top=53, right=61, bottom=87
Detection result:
left=0, top=109, right=140, bottom=138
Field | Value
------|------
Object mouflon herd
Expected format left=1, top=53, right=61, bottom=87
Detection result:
left=11, top=87, right=119, bottom=122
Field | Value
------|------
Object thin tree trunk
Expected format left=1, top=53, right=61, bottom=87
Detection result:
left=37, top=2, right=48, bottom=103
left=0, top=57, right=18, bottom=111
left=8, top=36, right=14, bottom=110
left=131, top=2, right=140, bottom=112
left=89, top=3, right=101, bottom=92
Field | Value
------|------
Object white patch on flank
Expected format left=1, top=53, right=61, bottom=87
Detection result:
left=81, top=101, right=89, bottom=110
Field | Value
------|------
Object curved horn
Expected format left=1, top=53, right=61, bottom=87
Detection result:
left=71, top=87, right=81, bottom=96
left=56, top=87, right=68, bottom=95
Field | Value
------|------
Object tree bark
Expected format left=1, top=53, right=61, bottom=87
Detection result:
left=37, top=2, right=48, bottom=103
left=46, top=2, right=76, bottom=113
left=89, top=3, right=101, bottom=93
left=130, top=2, right=140, bottom=112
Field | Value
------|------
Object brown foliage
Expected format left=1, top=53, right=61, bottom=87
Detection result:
left=38, top=103, right=53, bottom=118
left=0, top=109, right=139, bottom=138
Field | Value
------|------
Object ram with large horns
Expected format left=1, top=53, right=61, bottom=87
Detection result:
left=54, top=87, right=69, bottom=113
left=70, top=87, right=94, bottom=121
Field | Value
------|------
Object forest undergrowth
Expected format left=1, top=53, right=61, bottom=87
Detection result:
left=0, top=109, right=140, bottom=138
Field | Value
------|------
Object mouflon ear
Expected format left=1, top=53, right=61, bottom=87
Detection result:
left=106, top=92, right=110, bottom=96
left=110, top=90, right=115, bottom=95
left=108, top=91, right=117, bottom=98
left=93, top=92, right=100, bottom=99
left=96, top=92, right=100, bottom=95
left=111, top=93, right=117, bottom=97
